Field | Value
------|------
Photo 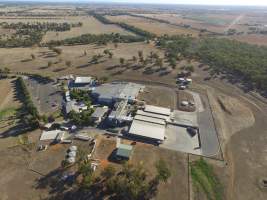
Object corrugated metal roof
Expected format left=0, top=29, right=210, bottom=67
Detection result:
left=116, top=144, right=133, bottom=158
left=92, top=82, right=144, bottom=102
left=74, top=76, right=92, bottom=84
left=92, top=107, right=108, bottom=118
left=144, top=105, right=171, bottom=116
left=134, top=115, right=166, bottom=125
left=136, top=110, right=169, bottom=120
left=129, top=120, right=165, bottom=141
left=40, top=130, right=63, bottom=141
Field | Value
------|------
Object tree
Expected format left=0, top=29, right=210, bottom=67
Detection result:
left=169, top=58, right=176, bottom=69
left=156, top=58, right=163, bottom=69
left=138, top=50, right=143, bottom=59
left=65, top=60, right=72, bottom=67
left=31, top=54, right=35, bottom=60
left=108, top=51, right=113, bottom=58
left=103, top=49, right=109, bottom=55
left=119, top=57, right=125, bottom=66
left=47, top=61, right=52, bottom=67
left=186, top=64, right=194, bottom=72
left=92, top=55, right=99, bottom=64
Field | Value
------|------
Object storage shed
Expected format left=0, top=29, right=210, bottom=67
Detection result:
left=116, top=144, right=133, bottom=160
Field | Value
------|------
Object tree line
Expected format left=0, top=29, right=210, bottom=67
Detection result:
left=1, top=21, right=82, bottom=32
left=45, top=32, right=145, bottom=46
left=0, top=21, right=82, bottom=48
left=90, top=12, right=156, bottom=38
left=16, top=77, right=40, bottom=129
left=157, top=35, right=267, bottom=92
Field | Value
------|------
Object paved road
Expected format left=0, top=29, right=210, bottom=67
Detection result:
left=197, top=93, right=220, bottom=157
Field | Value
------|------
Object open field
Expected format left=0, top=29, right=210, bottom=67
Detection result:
left=138, top=85, right=176, bottom=109
left=136, top=13, right=247, bottom=34
left=230, top=34, right=267, bottom=46
left=106, top=15, right=200, bottom=37
left=0, top=42, right=191, bottom=84
left=0, top=16, right=134, bottom=42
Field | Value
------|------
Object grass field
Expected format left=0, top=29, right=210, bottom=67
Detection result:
left=106, top=15, right=200, bottom=37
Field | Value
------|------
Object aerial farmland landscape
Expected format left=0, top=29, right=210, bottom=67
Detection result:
left=0, top=1, right=267, bottom=200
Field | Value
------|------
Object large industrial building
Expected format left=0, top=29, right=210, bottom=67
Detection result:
left=128, top=105, right=171, bottom=143
left=91, top=82, right=145, bottom=105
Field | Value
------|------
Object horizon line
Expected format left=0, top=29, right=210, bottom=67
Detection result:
left=1, top=1, right=267, bottom=7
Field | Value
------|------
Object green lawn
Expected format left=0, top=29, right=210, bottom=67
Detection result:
left=190, top=158, right=223, bottom=200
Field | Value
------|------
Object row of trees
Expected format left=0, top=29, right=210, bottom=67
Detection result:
left=90, top=12, right=156, bottom=38
left=16, top=77, right=40, bottom=129
left=45, top=32, right=144, bottom=46
left=1, top=22, right=82, bottom=32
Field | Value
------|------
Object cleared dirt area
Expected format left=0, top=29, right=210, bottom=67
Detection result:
left=138, top=85, right=176, bottom=109
left=106, top=15, right=199, bottom=37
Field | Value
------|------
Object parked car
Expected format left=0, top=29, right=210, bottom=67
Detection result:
left=179, top=85, right=186, bottom=90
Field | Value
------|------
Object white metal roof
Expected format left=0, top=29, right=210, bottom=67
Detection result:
left=144, top=105, right=171, bottom=116
left=129, top=120, right=165, bottom=141
left=134, top=115, right=166, bottom=125
left=40, top=130, right=63, bottom=141
left=74, top=76, right=92, bottom=84
left=136, top=110, right=169, bottom=120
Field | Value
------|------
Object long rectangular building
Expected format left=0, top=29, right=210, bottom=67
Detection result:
left=128, top=105, right=171, bottom=142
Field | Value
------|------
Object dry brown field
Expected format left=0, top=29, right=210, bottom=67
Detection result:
left=0, top=16, right=134, bottom=42
left=106, top=15, right=200, bottom=37
left=137, top=13, right=249, bottom=34
left=0, top=42, right=191, bottom=85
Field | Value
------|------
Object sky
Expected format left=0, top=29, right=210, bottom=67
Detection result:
left=4, top=0, right=267, bottom=6
left=110, top=0, right=267, bottom=6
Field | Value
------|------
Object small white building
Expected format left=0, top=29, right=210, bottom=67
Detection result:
left=69, top=76, right=95, bottom=90
left=40, top=130, right=65, bottom=141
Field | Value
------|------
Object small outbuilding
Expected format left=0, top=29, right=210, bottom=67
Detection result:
left=116, top=144, right=133, bottom=160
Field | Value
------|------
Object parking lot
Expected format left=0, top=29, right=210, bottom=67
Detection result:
left=24, top=77, right=63, bottom=114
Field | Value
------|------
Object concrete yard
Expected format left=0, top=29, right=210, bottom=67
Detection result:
left=161, top=124, right=201, bottom=154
